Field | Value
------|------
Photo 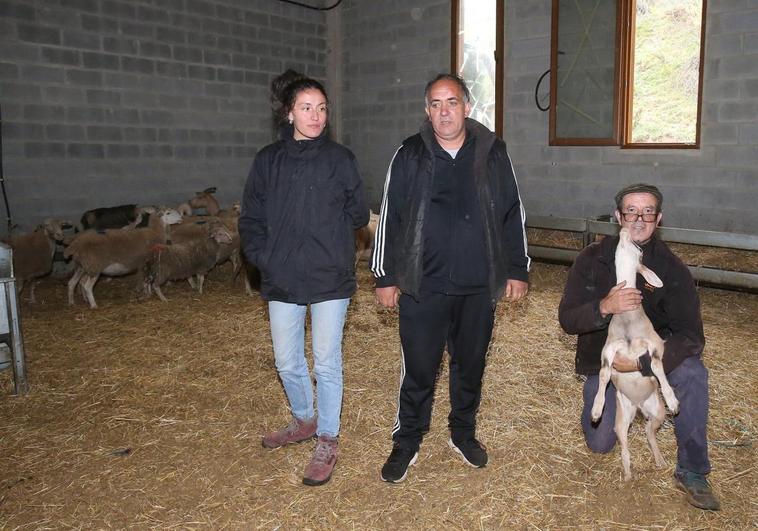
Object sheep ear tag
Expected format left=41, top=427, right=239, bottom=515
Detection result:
left=638, top=264, right=663, bottom=288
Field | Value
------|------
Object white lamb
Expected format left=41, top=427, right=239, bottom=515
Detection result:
left=590, top=227, right=680, bottom=480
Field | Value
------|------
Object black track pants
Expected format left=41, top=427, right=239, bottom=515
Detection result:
left=392, top=291, right=496, bottom=450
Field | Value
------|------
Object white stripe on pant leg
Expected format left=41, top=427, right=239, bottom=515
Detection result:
left=391, top=344, right=407, bottom=436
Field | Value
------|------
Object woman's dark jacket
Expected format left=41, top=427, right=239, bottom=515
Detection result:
left=370, top=118, right=530, bottom=303
left=558, top=234, right=705, bottom=375
left=239, top=125, right=369, bottom=304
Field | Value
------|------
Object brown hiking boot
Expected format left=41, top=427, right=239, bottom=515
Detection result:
left=302, top=435, right=338, bottom=486
left=261, top=417, right=317, bottom=449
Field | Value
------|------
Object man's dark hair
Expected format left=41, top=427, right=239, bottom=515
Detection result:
left=614, top=183, right=664, bottom=211
left=424, top=73, right=471, bottom=106
left=270, top=69, right=329, bottom=123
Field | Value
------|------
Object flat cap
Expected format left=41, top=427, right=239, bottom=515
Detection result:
left=614, top=183, right=663, bottom=210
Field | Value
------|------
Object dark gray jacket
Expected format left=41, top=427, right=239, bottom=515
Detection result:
left=371, top=118, right=530, bottom=303
left=558, top=234, right=705, bottom=375
left=240, top=125, right=369, bottom=304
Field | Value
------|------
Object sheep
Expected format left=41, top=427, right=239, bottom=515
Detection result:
left=590, top=227, right=680, bottom=481
left=355, top=210, right=380, bottom=264
left=176, top=202, right=193, bottom=217
left=64, top=208, right=183, bottom=309
left=188, top=187, right=220, bottom=216
left=171, top=214, right=243, bottom=289
left=3, top=219, right=68, bottom=303
left=142, top=220, right=233, bottom=302
left=79, top=204, right=154, bottom=231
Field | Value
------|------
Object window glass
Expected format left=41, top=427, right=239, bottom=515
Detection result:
left=456, top=0, right=497, bottom=131
left=554, top=0, right=618, bottom=140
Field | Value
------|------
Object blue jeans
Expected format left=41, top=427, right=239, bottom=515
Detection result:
left=581, top=356, right=711, bottom=474
left=268, top=298, right=350, bottom=438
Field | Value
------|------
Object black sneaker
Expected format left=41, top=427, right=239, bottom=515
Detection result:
left=674, top=469, right=721, bottom=511
left=448, top=438, right=488, bottom=468
left=381, top=443, right=418, bottom=483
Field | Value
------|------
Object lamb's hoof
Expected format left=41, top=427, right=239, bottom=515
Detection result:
left=590, top=407, right=602, bottom=423
left=668, top=400, right=680, bottom=415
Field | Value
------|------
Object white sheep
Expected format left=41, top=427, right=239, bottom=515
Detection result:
left=590, top=227, right=680, bottom=480
left=3, top=219, right=68, bottom=303
left=142, top=220, right=233, bottom=302
left=176, top=202, right=193, bottom=217
left=64, top=208, right=183, bottom=309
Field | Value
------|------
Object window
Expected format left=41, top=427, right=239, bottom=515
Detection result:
left=550, top=0, right=706, bottom=148
left=452, top=0, right=504, bottom=136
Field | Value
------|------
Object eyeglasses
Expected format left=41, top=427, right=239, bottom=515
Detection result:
left=621, top=211, right=658, bottom=223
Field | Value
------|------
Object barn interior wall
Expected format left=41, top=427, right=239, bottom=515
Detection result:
left=0, top=0, right=326, bottom=231
left=1, top=0, right=755, bottom=234
left=337, top=0, right=451, bottom=206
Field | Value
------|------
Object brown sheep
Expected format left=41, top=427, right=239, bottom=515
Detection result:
left=64, top=208, right=183, bottom=309
left=188, top=187, right=220, bottom=216
left=142, top=220, right=233, bottom=302
left=3, top=219, right=67, bottom=303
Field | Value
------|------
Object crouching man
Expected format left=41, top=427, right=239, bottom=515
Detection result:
left=559, top=183, right=719, bottom=510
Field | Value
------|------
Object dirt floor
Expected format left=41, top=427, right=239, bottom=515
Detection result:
left=0, top=262, right=755, bottom=529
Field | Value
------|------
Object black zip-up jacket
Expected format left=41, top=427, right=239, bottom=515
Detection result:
left=371, top=118, right=530, bottom=303
left=239, top=125, right=369, bottom=304
left=558, top=234, right=705, bottom=375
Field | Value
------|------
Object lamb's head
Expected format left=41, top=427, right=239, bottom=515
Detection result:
left=616, top=227, right=663, bottom=289
left=208, top=221, right=233, bottom=245
left=156, top=208, right=183, bottom=227
left=41, top=219, right=68, bottom=242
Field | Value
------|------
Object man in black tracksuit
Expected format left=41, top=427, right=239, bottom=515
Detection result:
left=372, top=74, right=530, bottom=483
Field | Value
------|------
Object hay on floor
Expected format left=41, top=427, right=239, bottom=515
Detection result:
left=0, top=261, right=755, bottom=529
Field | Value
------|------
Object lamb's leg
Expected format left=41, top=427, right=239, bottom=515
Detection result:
left=645, top=339, right=679, bottom=414
left=640, top=391, right=667, bottom=468
left=591, top=339, right=626, bottom=422
left=68, top=267, right=84, bottom=305
left=82, top=273, right=99, bottom=309
left=187, top=277, right=197, bottom=290
left=244, top=274, right=253, bottom=296
left=154, top=284, right=169, bottom=303
left=231, top=250, right=241, bottom=285
left=28, top=280, right=37, bottom=304
left=614, top=392, right=637, bottom=481
left=197, top=274, right=205, bottom=294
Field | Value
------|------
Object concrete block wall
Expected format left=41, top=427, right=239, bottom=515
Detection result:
left=338, top=0, right=450, bottom=208
left=505, top=0, right=758, bottom=234
left=0, top=0, right=326, bottom=231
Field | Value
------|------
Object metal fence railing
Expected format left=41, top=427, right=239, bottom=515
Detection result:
left=527, top=215, right=758, bottom=292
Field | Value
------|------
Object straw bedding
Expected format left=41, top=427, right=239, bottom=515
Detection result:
left=0, top=259, right=755, bottom=529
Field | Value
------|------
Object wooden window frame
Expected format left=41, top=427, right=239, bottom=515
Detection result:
left=451, top=0, right=505, bottom=137
left=549, top=0, right=707, bottom=149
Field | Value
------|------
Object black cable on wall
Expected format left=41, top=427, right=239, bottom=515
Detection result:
left=276, top=0, right=343, bottom=10
left=0, top=104, right=12, bottom=235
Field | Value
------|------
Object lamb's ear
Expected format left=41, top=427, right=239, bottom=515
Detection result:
left=638, top=264, right=663, bottom=287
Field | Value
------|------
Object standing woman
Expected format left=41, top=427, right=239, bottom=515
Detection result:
left=239, top=72, right=368, bottom=486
